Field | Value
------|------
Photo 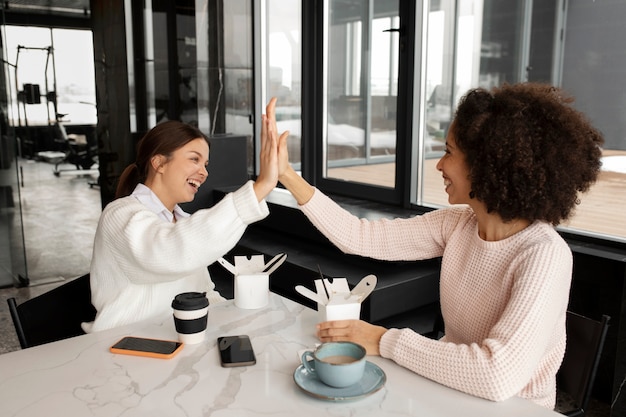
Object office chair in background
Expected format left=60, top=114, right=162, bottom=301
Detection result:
left=7, top=273, right=96, bottom=349
left=50, top=117, right=98, bottom=177
left=556, top=311, right=610, bottom=417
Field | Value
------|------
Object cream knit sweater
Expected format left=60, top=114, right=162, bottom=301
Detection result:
left=301, top=189, right=571, bottom=408
left=83, top=181, right=269, bottom=333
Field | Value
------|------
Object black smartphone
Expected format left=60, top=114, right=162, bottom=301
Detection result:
left=110, top=336, right=184, bottom=359
left=218, top=335, right=256, bottom=367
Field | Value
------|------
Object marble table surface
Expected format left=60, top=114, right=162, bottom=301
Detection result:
left=0, top=293, right=563, bottom=417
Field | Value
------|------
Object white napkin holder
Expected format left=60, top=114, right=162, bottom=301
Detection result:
left=296, top=275, right=377, bottom=322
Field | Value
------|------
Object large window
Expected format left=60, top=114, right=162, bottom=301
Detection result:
left=417, top=0, right=626, bottom=242
left=272, top=0, right=625, bottom=243
left=3, top=26, right=96, bottom=126
left=126, top=0, right=624, bottom=243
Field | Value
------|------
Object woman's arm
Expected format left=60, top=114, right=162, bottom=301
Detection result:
left=99, top=183, right=268, bottom=283
left=269, top=97, right=448, bottom=260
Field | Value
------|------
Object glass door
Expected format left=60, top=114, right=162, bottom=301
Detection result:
left=0, top=9, right=27, bottom=287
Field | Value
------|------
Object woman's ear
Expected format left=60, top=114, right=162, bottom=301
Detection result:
left=150, top=155, right=165, bottom=173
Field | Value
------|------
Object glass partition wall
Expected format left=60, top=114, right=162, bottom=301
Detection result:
left=0, top=7, right=27, bottom=287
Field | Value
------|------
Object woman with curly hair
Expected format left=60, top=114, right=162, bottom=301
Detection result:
left=272, top=83, right=604, bottom=409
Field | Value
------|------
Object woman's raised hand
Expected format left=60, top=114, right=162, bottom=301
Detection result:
left=253, top=97, right=289, bottom=201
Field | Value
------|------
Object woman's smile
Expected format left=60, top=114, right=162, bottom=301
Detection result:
left=187, top=178, right=202, bottom=193
left=436, top=128, right=472, bottom=205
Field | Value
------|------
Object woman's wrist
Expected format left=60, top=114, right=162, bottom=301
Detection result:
left=279, top=168, right=314, bottom=205
left=252, top=180, right=273, bottom=202
left=277, top=166, right=297, bottom=185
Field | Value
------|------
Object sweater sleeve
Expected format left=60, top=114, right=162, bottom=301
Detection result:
left=97, top=180, right=269, bottom=284
left=300, top=188, right=462, bottom=261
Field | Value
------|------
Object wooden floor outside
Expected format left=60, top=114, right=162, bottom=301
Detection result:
left=328, top=151, right=626, bottom=240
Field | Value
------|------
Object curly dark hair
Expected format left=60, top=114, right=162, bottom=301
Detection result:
left=452, top=82, right=604, bottom=225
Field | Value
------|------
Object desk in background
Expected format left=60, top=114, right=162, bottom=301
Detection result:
left=0, top=293, right=562, bottom=417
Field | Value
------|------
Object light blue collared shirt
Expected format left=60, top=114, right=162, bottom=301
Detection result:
left=130, top=183, right=191, bottom=223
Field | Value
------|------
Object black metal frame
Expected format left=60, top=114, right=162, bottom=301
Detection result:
left=302, top=0, right=416, bottom=207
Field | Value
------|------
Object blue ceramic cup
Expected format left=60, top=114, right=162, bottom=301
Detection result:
left=301, top=341, right=366, bottom=388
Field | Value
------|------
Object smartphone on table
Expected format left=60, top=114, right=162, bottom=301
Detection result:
left=110, top=336, right=184, bottom=359
left=218, top=335, right=256, bottom=367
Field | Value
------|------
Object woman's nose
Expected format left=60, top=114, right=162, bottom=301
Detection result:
left=436, top=157, right=443, bottom=171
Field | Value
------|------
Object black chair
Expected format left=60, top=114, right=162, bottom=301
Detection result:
left=556, top=311, right=610, bottom=417
left=7, top=273, right=97, bottom=349
left=50, top=120, right=98, bottom=177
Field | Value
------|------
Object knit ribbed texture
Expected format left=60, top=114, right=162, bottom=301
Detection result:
left=301, top=188, right=571, bottom=409
left=84, top=181, right=269, bottom=332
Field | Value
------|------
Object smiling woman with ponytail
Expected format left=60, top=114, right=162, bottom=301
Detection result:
left=84, top=99, right=286, bottom=332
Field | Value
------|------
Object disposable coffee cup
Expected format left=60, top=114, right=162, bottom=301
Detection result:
left=172, top=292, right=209, bottom=344
left=301, top=341, right=366, bottom=388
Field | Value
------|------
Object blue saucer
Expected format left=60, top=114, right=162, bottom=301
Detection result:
left=293, top=360, right=386, bottom=401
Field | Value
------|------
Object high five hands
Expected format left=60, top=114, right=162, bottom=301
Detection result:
left=253, top=97, right=289, bottom=201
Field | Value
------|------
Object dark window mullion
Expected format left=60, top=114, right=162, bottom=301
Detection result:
left=301, top=0, right=322, bottom=183
left=396, top=0, right=416, bottom=208
left=166, top=1, right=179, bottom=121
left=130, top=1, right=148, bottom=133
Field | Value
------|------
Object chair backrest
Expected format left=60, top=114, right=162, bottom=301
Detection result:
left=556, top=311, right=610, bottom=417
left=7, top=273, right=97, bottom=349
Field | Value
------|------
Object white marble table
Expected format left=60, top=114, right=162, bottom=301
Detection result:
left=0, top=293, right=562, bottom=417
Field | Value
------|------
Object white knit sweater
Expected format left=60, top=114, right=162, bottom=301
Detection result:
left=300, top=189, right=571, bottom=408
left=83, top=181, right=269, bottom=333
